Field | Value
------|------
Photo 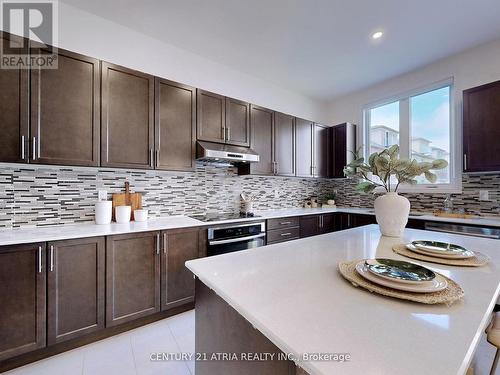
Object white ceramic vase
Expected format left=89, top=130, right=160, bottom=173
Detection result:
left=374, top=192, right=410, bottom=237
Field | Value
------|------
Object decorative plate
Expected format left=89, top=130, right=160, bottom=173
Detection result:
left=409, top=240, right=475, bottom=259
left=365, top=258, right=436, bottom=283
left=356, top=262, right=448, bottom=293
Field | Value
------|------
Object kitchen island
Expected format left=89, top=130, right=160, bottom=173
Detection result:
left=186, top=225, right=500, bottom=375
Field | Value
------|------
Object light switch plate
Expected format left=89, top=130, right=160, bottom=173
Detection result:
left=479, top=190, right=489, bottom=201
left=98, top=190, right=108, bottom=201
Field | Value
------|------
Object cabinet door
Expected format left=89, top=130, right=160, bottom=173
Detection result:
left=463, top=80, right=500, bottom=172
left=101, top=62, right=154, bottom=169
left=0, top=243, right=45, bottom=361
left=225, top=97, right=250, bottom=147
left=31, top=48, right=100, bottom=166
left=274, top=112, right=295, bottom=176
left=295, top=118, right=314, bottom=177
left=106, top=232, right=160, bottom=326
left=299, top=215, right=320, bottom=238
left=47, top=237, right=105, bottom=345
left=320, top=214, right=336, bottom=234
left=0, top=32, right=29, bottom=163
left=314, top=124, right=329, bottom=178
left=155, top=78, right=196, bottom=171
left=161, top=228, right=203, bottom=311
left=331, top=124, right=347, bottom=178
left=351, top=214, right=377, bottom=228
left=197, top=89, right=225, bottom=143
left=250, top=105, right=274, bottom=175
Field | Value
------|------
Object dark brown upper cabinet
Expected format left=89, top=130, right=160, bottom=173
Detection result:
left=249, top=105, right=274, bottom=175
left=0, top=32, right=29, bottom=163
left=274, top=112, right=295, bottom=176
left=105, top=231, right=160, bottom=327
left=30, top=48, right=100, bottom=166
left=197, top=89, right=226, bottom=143
left=101, top=62, right=154, bottom=169
left=225, top=97, right=250, bottom=147
left=155, top=78, right=196, bottom=171
left=328, top=122, right=356, bottom=178
left=313, top=124, right=329, bottom=178
left=295, top=118, right=314, bottom=177
left=161, top=227, right=204, bottom=311
left=463, top=80, right=500, bottom=172
left=0, top=243, right=46, bottom=361
left=47, top=237, right=105, bottom=345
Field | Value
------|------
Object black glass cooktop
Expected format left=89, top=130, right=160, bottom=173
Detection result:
left=189, top=212, right=260, bottom=223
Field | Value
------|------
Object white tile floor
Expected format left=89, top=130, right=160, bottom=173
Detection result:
left=4, top=308, right=499, bottom=375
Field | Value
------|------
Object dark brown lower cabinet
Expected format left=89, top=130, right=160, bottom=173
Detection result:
left=106, top=232, right=161, bottom=327
left=47, top=237, right=105, bottom=345
left=0, top=243, right=46, bottom=361
left=299, top=215, right=320, bottom=238
left=161, top=227, right=205, bottom=311
left=320, top=214, right=336, bottom=234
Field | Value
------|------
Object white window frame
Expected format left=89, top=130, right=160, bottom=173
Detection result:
left=362, top=78, right=461, bottom=193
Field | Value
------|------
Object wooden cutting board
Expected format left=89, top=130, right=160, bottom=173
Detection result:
left=112, top=181, right=142, bottom=221
left=433, top=211, right=478, bottom=219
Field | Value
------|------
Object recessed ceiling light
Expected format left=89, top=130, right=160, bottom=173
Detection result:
left=372, top=31, right=383, bottom=40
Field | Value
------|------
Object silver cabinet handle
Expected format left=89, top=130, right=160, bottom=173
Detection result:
left=163, top=233, right=167, bottom=254
left=222, top=127, right=226, bottom=141
left=463, top=154, right=467, bottom=171
left=150, top=149, right=154, bottom=168
left=21, top=135, right=25, bottom=160
left=155, top=150, right=159, bottom=167
left=32, top=136, right=37, bottom=160
left=49, top=245, right=54, bottom=272
left=280, top=221, right=292, bottom=225
left=280, top=232, right=292, bottom=237
left=38, top=246, right=42, bottom=273
left=156, top=233, right=160, bottom=255
left=227, top=127, right=231, bottom=141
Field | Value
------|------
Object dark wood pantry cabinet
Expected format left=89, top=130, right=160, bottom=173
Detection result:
left=274, top=112, right=295, bottom=176
left=47, top=237, right=105, bottom=345
left=160, top=227, right=206, bottom=311
left=30, top=48, right=100, bottom=166
left=295, top=118, right=314, bottom=177
left=105, top=232, right=160, bottom=327
left=0, top=243, right=46, bottom=361
left=101, top=62, right=155, bottom=169
left=155, top=78, right=196, bottom=171
left=249, top=105, right=274, bottom=175
left=463, top=80, right=500, bottom=172
left=0, top=32, right=29, bottom=163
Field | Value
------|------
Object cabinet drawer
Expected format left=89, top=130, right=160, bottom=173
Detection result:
left=267, top=217, right=300, bottom=230
left=267, top=227, right=300, bottom=244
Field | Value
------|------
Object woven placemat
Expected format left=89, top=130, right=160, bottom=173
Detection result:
left=338, top=260, right=464, bottom=306
left=392, top=244, right=490, bottom=267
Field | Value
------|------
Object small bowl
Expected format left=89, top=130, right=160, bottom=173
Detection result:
left=115, top=205, right=131, bottom=224
left=134, top=209, right=148, bottom=222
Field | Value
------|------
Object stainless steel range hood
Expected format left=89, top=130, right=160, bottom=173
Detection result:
left=196, top=141, right=259, bottom=164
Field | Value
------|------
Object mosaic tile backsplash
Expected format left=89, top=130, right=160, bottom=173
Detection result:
left=335, top=173, right=500, bottom=216
left=1, top=162, right=499, bottom=229
left=0, top=163, right=337, bottom=229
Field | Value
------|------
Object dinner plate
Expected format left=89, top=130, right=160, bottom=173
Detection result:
left=355, top=261, right=448, bottom=293
left=407, top=241, right=475, bottom=259
left=365, top=258, right=436, bottom=283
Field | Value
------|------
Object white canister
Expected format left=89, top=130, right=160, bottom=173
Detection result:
left=134, top=209, right=148, bottom=222
left=115, top=205, right=132, bottom=224
left=95, top=201, right=112, bottom=225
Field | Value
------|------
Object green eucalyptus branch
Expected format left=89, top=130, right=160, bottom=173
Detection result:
left=343, top=145, right=448, bottom=194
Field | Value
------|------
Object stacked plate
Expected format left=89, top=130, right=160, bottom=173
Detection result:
left=406, top=240, right=475, bottom=259
left=355, top=258, right=448, bottom=293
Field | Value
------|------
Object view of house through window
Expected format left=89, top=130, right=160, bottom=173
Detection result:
left=367, top=84, right=452, bottom=188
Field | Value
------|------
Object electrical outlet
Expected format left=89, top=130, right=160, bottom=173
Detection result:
left=479, top=190, right=489, bottom=201
left=98, top=190, right=108, bottom=201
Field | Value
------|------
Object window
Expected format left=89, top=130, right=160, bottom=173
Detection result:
left=364, top=80, right=459, bottom=192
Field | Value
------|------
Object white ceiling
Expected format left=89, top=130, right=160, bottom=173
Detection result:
left=60, top=0, right=500, bottom=101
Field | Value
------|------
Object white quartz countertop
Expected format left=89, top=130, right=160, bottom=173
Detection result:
left=1, top=206, right=500, bottom=246
left=186, top=225, right=500, bottom=375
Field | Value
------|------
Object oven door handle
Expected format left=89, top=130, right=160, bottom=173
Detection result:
left=208, top=233, right=266, bottom=245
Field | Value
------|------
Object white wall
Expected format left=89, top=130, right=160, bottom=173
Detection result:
left=325, top=37, right=500, bottom=130
left=34, top=3, right=328, bottom=124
